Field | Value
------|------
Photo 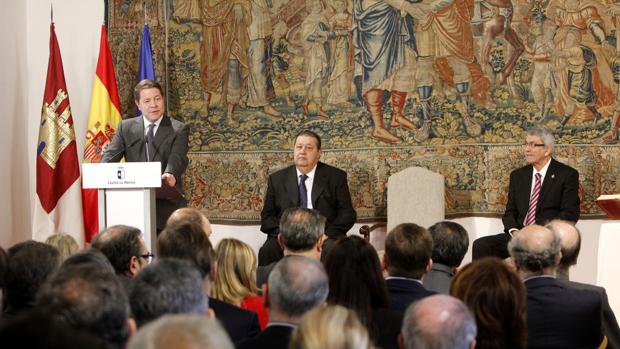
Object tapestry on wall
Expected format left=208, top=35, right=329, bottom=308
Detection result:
left=106, top=0, right=620, bottom=223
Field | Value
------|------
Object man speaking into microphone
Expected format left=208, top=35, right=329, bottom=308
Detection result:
left=101, top=79, right=189, bottom=231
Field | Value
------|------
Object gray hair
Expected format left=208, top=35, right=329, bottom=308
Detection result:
left=268, top=256, right=328, bottom=317
left=127, top=314, right=233, bottom=349
left=130, top=258, right=209, bottom=327
left=279, top=208, right=326, bottom=252
left=402, top=295, right=477, bottom=349
left=526, top=128, right=555, bottom=147
left=508, top=229, right=561, bottom=274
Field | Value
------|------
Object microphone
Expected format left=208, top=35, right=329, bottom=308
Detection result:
left=101, top=138, right=143, bottom=163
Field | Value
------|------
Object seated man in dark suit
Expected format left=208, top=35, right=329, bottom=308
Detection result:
left=158, top=220, right=260, bottom=342
left=237, top=256, right=329, bottom=349
left=473, top=128, right=580, bottom=259
left=259, top=130, right=356, bottom=265
left=383, top=223, right=435, bottom=313
left=256, top=208, right=326, bottom=288
left=508, top=224, right=603, bottom=348
left=423, top=221, right=469, bottom=294
left=101, top=79, right=189, bottom=230
left=547, top=220, right=620, bottom=349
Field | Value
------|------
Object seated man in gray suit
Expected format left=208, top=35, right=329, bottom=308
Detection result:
left=547, top=220, right=620, bottom=349
left=423, top=221, right=469, bottom=294
left=101, top=79, right=189, bottom=230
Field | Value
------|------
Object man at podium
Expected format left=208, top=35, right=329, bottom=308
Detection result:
left=101, top=79, right=189, bottom=231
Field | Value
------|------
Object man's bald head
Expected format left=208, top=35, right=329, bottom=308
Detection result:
left=166, top=208, right=212, bottom=237
left=546, top=220, right=581, bottom=272
left=508, top=225, right=561, bottom=276
left=401, top=295, right=477, bottom=349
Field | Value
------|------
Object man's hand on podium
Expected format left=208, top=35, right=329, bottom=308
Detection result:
left=162, top=173, right=176, bottom=187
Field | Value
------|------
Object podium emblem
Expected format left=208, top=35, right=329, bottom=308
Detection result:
left=117, top=167, right=125, bottom=180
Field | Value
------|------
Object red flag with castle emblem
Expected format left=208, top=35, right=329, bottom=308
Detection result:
left=82, top=25, right=122, bottom=242
left=35, top=22, right=84, bottom=245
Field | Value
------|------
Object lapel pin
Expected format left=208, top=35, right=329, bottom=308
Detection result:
left=551, top=174, right=555, bottom=179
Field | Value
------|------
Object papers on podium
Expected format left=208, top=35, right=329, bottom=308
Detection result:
left=595, top=194, right=620, bottom=219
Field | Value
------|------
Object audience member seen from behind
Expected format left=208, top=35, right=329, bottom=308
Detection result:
left=450, top=257, right=527, bottom=349
left=130, top=258, right=209, bottom=328
left=400, top=294, right=477, bottom=349
left=546, top=219, right=620, bottom=349
left=236, top=256, right=329, bottom=349
left=166, top=207, right=213, bottom=237
left=383, top=223, right=435, bottom=313
left=36, top=262, right=134, bottom=349
left=509, top=225, right=603, bottom=348
left=157, top=220, right=261, bottom=342
left=213, top=238, right=268, bottom=329
left=324, top=236, right=402, bottom=349
left=3, top=241, right=60, bottom=316
left=424, top=221, right=469, bottom=294
left=290, top=305, right=373, bottom=349
left=127, top=314, right=233, bottom=349
left=44, top=233, right=79, bottom=261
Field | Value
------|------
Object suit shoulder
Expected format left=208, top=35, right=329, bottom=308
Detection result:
left=511, top=164, right=531, bottom=176
left=270, top=164, right=295, bottom=178
left=317, top=162, right=347, bottom=177
left=552, top=159, right=579, bottom=175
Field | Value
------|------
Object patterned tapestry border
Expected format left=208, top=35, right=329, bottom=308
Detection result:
left=185, top=145, right=620, bottom=224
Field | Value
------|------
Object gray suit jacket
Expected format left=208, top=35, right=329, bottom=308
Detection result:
left=101, top=116, right=189, bottom=228
left=422, top=263, right=454, bottom=294
left=557, top=277, right=620, bottom=349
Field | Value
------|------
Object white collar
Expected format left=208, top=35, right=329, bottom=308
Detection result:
left=143, top=115, right=163, bottom=129
left=296, top=164, right=318, bottom=179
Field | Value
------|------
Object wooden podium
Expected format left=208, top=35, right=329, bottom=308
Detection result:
left=82, top=162, right=161, bottom=252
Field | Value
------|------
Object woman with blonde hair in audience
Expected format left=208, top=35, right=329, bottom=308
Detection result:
left=213, top=238, right=268, bottom=329
left=289, top=304, right=373, bottom=349
left=450, top=257, right=527, bottom=349
left=45, top=233, right=79, bottom=261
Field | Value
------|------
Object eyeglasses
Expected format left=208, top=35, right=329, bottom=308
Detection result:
left=140, top=252, right=155, bottom=263
left=522, top=143, right=546, bottom=149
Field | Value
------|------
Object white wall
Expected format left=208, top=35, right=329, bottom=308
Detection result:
left=0, top=0, right=103, bottom=247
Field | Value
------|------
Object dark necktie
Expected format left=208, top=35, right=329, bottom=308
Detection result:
left=146, top=123, right=155, bottom=161
left=525, top=173, right=542, bottom=226
left=299, top=174, right=308, bottom=208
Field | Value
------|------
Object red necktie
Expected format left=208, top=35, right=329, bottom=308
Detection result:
left=525, top=173, right=542, bottom=226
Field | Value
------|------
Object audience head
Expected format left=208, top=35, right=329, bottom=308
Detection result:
left=384, top=223, right=433, bottom=279
left=45, top=233, right=80, bottom=261
left=4, top=240, right=61, bottom=315
left=401, top=295, right=477, bottom=349
left=290, top=305, right=372, bottom=349
left=158, top=220, right=214, bottom=279
left=166, top=207, right=213, bottom=237
left=450, top=257, right=527, bottom=349
left=212, top=238, right=259, bottom=306
left=278, top=208, right=326, bottom=257
left=546, top=220, right=581, bottom=276
left=92, top=225, right=149, bottom=278
left=0, top=310, right=107, bottom=349
left=61, top=248, right=115, bottom=274
left=36, top=263, right=132, bottom=348
left=508, top=225, right=561, bottom=277
left=428, top=221, right=469, bottom=268
left=127, top=314, right=233, bottom=349
left=324, top=236, right=389, bottom=331
left=130, top=258, right=209, bottom=327
left=267, top=256, right=328, bottom=322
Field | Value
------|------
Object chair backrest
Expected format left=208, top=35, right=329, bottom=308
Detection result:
left=387, top=167, right=445, bottom=231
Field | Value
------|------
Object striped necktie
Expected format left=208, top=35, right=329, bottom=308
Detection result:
left=524, top=173, right=542, bottom=226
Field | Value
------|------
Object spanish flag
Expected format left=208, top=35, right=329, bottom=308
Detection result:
left=82, top=24, right=122, bottom=242
left=34, top=22, right=84, bottom=245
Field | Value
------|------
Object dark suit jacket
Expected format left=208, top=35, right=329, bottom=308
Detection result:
left=557, top=278, right=620, bottom=349
left=386, top=278, right=436, bottom=313
left=502, top=158, right=580, bottom=233
left=260, top=162, right=356, bottom=238
left=371, top=308, right=403, bottom=349
left=236, top=324, right=293, bottom=349
left=525, top=277, right=602, bottom=349
left=209, top=298, right=261, bottom=343
left=256, top=262, right=276, bottom=288
left=101, top=116, right=189, bottom=228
